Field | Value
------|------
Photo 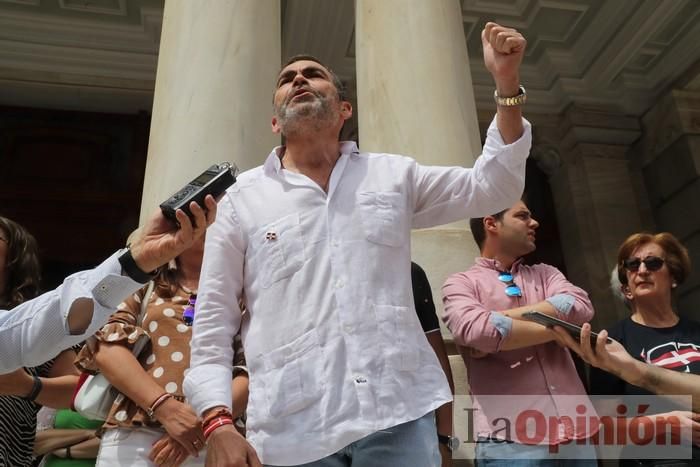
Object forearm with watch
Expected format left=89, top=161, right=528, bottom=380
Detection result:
left=494, top=78, right=525, bottom=144
left=33, top=429, right=95, bottom=456
left=53, top=437, right=100, bottom=459
left=118, top=247, right=159, bottom=284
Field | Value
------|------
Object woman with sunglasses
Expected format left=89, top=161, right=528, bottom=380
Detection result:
left=76, top=237, right=248, bottom=467
left=591, top=232, right=700, bottom=466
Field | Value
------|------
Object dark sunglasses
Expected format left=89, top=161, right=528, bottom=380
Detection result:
left=497, top=272, right=522, bottom=297
left=623, top=256, right=665, bottom=273
left=183, top=294, right=196, bottom=326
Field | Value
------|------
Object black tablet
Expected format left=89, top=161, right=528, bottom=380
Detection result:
left=522, top=311, right=613, bottom=346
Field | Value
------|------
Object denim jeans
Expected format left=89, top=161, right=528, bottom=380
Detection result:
left=265, top=412, right=440, bottom=467
left=475, top=437, right=597, bottom=467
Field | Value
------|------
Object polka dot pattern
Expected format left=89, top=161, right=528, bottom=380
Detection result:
left=88, top=284, right=224, bottom=430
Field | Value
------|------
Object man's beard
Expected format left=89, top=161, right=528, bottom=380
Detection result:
left=274, top=92, right=337, bottom=138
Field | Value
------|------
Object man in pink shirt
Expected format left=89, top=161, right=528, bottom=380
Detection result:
left=442, top=200, right=597, bottom=466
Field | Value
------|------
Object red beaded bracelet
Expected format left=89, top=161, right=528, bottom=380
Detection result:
left=202, top=407, right=233, bottom=426
left=203, top=416, right=234, bottom=440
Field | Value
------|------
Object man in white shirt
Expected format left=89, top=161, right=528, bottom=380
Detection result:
left=0, top=196, right=216, bottom=374
left=185, top=22, right=531, bottom=467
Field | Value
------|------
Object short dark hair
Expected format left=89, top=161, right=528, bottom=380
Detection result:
left=0, top=216, right=41, bottom=309
left=279, top=54, right=347, bottom=101
left=470, top=209, right=507, bottom=251
left=617, top=232, right=691, bottom=286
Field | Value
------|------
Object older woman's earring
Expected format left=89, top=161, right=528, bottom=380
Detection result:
left=623, top=286, right=633, bottom=299
left=672, top=283, right=678, bottom=288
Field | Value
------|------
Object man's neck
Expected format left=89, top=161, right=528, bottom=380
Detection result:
left=282, top=132, right=342, bottom=171
left=481, top=244, right=519, bottom=271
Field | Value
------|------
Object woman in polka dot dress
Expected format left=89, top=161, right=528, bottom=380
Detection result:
left=76, top=237, right=248, bottom=466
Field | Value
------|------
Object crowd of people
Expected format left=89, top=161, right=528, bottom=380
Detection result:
left=0, top=20, right=699, bottom=467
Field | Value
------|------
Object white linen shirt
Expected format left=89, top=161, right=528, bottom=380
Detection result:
left=184, top=116, right=532, bottom=465
left=0, top=252, right=143, bottom=373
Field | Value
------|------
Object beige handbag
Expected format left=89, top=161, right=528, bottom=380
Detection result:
left=71, top=281, right=154, bottom=421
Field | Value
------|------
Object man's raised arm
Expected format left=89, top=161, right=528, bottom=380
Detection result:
left=482, top=22, right=527, bottom=144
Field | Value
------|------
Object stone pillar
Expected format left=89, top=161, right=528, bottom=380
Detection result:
left=355, top=0, right=483, bottom=328
left=632, top=89, right=700, bottom=319
left=543, top=106, right=645, bottom=328
left=139, top=0, right=281, bottom=221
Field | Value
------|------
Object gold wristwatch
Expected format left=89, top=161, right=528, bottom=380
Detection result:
left=494, top=85, right=527, bottom=107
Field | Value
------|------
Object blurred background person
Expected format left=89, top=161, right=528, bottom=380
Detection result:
left=0, top=216, right=81, bottom=467
left=412, top=262, right=457, bottom=466
left=33, top=408, right=101, bottom=467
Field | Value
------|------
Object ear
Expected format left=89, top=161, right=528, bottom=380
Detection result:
left=622, top=285, right=633, bottom=299
left=340, top=100, right=353, bottom=121
left=271, top=116, right=282, bottom=135
left=483, top=216, right=499, bottom=233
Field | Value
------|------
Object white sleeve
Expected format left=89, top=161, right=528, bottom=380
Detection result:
left=411, top=116, right=532, bottom=228
left=184, top=194, right=244, bottom=415
left=0, top=252, right=143, bottom=373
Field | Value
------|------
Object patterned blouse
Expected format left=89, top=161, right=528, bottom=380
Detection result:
left=76, top=283, right=245, bottom=431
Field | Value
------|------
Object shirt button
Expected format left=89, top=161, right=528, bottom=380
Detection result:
left=335, top=279, right=345, bottom=289
left=550, top=385, right=556, bottom=391
left=332, top=240, right=340, bottom=247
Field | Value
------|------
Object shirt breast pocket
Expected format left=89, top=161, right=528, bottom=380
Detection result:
left=247, top=213, right=305, bottom=289
left=260, top=328, right=325, bottom=418
left=357, top=191, right=407, bottom=247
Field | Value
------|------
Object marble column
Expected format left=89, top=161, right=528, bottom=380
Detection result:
left=356, top=4, right=482, bottom=460
left=542, top=106, right=646, bottom=328
left=631, top=89, right=700, bottom=318
left=139, top=0, right=281, bottom=221
left=355, top=0, right=482, bottom=329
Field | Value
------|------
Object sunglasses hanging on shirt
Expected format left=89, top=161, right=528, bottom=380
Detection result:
left=497, top=271, right=522, bottom=297
left=183, top=294, right=196, bottom=326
